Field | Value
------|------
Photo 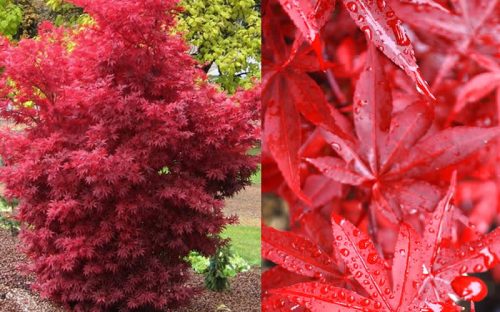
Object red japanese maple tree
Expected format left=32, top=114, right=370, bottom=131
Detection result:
left=0, top=0, right=258, bottom=311
left=262, top=0, right=500, bottom=311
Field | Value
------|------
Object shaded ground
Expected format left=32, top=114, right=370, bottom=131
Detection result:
left=224, top=184, right=261, bottom=226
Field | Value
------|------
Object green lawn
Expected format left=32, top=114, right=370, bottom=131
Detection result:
left=250, top=164, right=261, bottom=185
left=222, top=225, right=261, bottom=266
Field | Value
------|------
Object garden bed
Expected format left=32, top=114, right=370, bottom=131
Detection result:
left=0, top=228, right=261, bottom=311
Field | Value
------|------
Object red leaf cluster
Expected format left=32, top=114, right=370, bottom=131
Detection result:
left=262, top=0, right=500, bottom=310
left=0, top=1, right=259, bottom=311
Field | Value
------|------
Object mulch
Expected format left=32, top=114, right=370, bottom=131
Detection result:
left=179, top=269, right=261, bottom=312
left=0, top=228, right=65, bottom=312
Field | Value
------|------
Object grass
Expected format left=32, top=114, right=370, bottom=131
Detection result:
left=222, top=225, right=261, bottom=267
left=250, top=165, right=261, bottom=185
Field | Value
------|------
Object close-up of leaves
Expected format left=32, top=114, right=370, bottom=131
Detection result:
left=261, top=0, right=500, bottom=311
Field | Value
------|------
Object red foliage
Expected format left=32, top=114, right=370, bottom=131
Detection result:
left=262, top=0, right=500, bottom=310
left=0, top=1, right=259, bottom=311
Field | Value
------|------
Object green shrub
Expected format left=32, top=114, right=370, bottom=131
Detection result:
left=0, top=0, right=22, bottom=38
left=186, top=246, right=251, bottom=291
left=0, top=196, right=19, bottom=235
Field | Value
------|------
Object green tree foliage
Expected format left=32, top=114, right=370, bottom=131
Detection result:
left=0, top=0, right=22, bottom=38
left=44, top=0, right=89, bottom=26
left=204, top=245, right=237, bottom=291
left=178, top=0, right=261, bottom=92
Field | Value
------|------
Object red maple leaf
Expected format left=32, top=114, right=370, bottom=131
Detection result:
left=263, top=176, right=500, bottom=311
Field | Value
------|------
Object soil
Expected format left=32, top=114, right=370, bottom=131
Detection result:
left=0, top=185, right=262, bottom=311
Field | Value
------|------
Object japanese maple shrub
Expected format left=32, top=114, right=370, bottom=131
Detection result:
left=262, top=0, right=500, bottom=311
left=0, top=0, right=258, bottom=311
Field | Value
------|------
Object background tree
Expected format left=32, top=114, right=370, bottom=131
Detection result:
left=0, top=0, right=22, bottom=39
left=177, top=0, right=261, bottom=93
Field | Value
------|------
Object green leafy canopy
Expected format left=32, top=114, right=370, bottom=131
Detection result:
left=178, top=0, right=261, bottom=92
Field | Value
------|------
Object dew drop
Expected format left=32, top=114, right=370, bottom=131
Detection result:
left=340, top=248, right=350, bottom=257
left=339, top=290, right=346, bottom=299
left=474, top=264, right=484, bottom=272
left=346, top=1, right=358, bottom=12
left=451, top=276, right=488, bottom=302
left=314, top=272, right=325, bottom=280
left=361, top=26, right=372, bottom=40
left=359, top=239, right=371, bottom=249
left=479, top=247, right=498, bottom=268
left=367, top=253, right=379, bottom=264
left=387, top=19, right=410, bottom=46
left=376, top=0, right=386, bottom=10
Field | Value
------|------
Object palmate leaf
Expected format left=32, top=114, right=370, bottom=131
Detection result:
left=399, top=0, right=449, bottom=12
left=263, top=20, right=353, bottom=201
left=270, top=282, right=382, bottom=311
left=390, top=223, right=424, bottom=310
left=352, top=43, right=392, bottom=174
left=388, top=126, right=500, bottom=179
left=340, top=0, right=433, bottom=98
left=267, top=181, right=500, bottom=311
left=306, top=43, right=500, bottom=221
left=453, top=71, right=500, bottom=115
left=276, top=0, right=321, bottom=43
left=306, top=156, right=368, bottom=185
left=262, top=225, right=341, bottom=280
left=275, top=0, right=434, bottom=97
left=331, top=214, right=393, bottom=311
left=392, top=0, right=498, bottom=92
left=264, top=74, right=305, bottom=201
